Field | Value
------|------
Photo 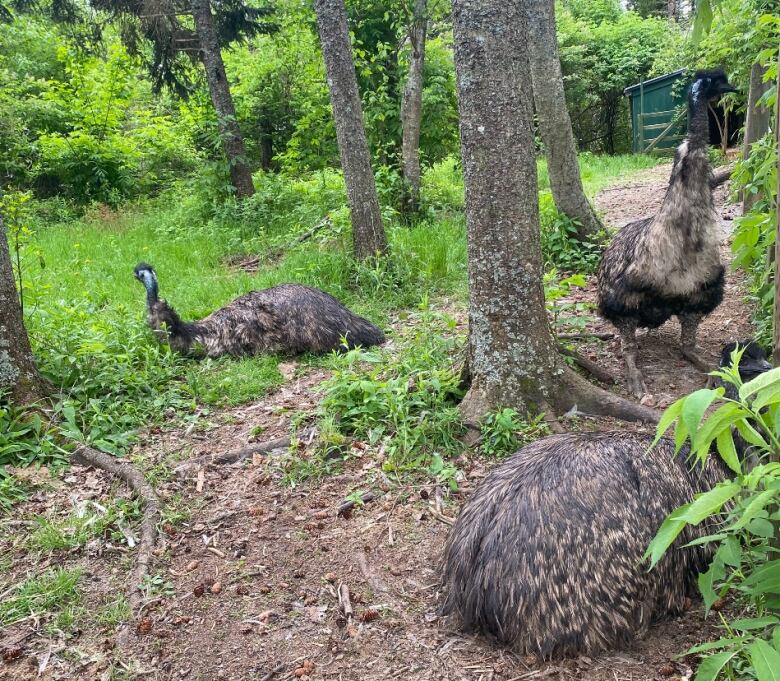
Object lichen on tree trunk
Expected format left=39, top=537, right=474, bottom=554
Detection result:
left=452, top=0, right=657, bottom=426
left=0, top=204, right=45, bottom=405
left=192, top=0, right=255, bottom=199
left=400, top=0, right=427, bottom=214
left=525, top=0, right=602, bottom=241
left=313, top=0, right=387, bottom=260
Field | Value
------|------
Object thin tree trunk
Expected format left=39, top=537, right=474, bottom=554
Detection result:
left=0, top=201, right=45, bottom=405
left=452, top=0, right=657, bottom=426
left=525, top=0, right=602, bottom=240
left=191, top=0, right=255, bottom=198
left=259, top=113, right=274, bottom=172
left=743, top=63, right=772, bottom=214
left=400, top=0, right=427, bottom=214
left=667, top=0, right=677, bottom=20
left=772, top=56, right=780, bottom=368
left=313, top=0, right=387, bottom=260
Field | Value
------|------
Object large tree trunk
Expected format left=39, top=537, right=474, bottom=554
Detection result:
left=400, top=0, right=427, bottom=214
left=0, top=204, right=45, bottom=405
left=192, top=0, right=255, bottom=198
left=525, top=0, right=602, bottom=240
left=452, top=0, right=656, bottom=425
left=314, top=0, right=387, bottom=259
left=743, top=62, right=772, bottom=214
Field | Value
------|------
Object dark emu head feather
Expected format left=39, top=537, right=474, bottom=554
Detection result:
left=440, top=342, right=770, bottom=658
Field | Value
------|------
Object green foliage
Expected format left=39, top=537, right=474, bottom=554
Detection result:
left=730, top=131, right=778, bottom=347
left=539, top=192, right=605, bottom=272
left=308, top=308, right=466, bottom=478
left=557, top=4, right=673, bottom=153
left=479, top=408, right=549, bottom=458
left=29, top=497, right=143, bottom=553
left=0, top=567, right=82, bottom=626
left=647, top=351, right=780, bottom=679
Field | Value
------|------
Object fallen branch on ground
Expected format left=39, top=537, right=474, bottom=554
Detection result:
left=558, top=345, right=618, bottom=385
left=173, top=436, right=291, bottom=476
left=337, top=492, right=378, bottom=517
left=70, top=445, right=160, bottom=645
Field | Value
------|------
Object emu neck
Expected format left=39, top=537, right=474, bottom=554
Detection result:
left=686, top=83, right=710, bottom=148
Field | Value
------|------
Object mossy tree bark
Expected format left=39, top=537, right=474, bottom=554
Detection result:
left=192, top=0, right=255, bottom=198
left=400, top=0, right=427, bottom=214
left=0, top=205, right=45, bottom=405
left=452, top=0, right=657, bottom=426
left=525, top=0, right=602, bottom=240
left=314, top=0, right=387, bottom=259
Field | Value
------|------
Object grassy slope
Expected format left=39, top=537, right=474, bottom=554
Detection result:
left=15, top=153, right=657, bottom=454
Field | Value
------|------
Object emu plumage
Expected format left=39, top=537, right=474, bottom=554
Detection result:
left=597, top=69, right=736, bottom=396
left=441, top=342, right=769, bottom=658
left=133, top=263, right=385, bottom=357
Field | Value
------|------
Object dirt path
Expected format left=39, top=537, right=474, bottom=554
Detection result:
left=0, top=164, right=753, bottom=681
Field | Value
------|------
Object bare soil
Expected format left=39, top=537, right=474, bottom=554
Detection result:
left=0, top=163, right=752, bottom=681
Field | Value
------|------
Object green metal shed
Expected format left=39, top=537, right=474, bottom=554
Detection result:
left=624, top=69, right=686, bottom=154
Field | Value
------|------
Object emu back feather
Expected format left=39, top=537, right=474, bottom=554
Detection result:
left=146, top=283, right=385, bottom=357
left=441, top=432, right=726, bottom=658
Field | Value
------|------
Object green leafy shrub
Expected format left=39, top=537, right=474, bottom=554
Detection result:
left=539, top=192, right=605, bottom=273
left=730, top=132, right=778, bottom=347
left=646, top=349, right=780, bottom=678
left=315, top=309, right=465, bottom=476
left=480, top=408, right=549, bottom=458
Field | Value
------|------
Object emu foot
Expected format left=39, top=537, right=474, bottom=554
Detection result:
left=681, top=347, right=712, bottom=374
left=626, top=366, right=647, bottom=399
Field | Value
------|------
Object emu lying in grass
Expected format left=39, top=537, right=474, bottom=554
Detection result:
left=597, top=69, right=737, bottom=397
left=133, top=263, right=385, bottom=357
left=441, top=341, right=768, bottom=658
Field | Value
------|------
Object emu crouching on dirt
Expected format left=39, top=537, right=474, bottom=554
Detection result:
left=596, top=69, right=737, bottom=397
left=440, top=343, right=768, bottom=658
left=133, top=263, right=385, bottom=357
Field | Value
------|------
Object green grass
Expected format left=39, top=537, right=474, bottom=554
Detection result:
left=0, top=153, right=660, bottom=507
left=0, top=567, right=82, bottom=626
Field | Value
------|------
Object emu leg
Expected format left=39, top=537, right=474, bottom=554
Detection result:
left=616, top=319, right=646, bottom=398
left=679, top=313, right=712, bottom=373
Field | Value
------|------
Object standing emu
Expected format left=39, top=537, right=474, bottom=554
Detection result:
left=440, top=341, right=769, bottom=658
left=133, top=263, right=385, bottom=357
left=597, top=69, right=737, bottom=397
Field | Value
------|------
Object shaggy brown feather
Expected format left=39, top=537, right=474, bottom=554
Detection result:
left=596, top=69, right=736, bottom=396
left=134, top=263, right=385, bottom=357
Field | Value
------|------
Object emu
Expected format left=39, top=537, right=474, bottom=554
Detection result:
left=440, top=341, right=769, bottom=659
left=597, top=69, right=737, bottom=397
left=133, top=263, right=385, bottom=357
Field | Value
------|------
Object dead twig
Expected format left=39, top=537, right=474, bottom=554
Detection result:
left=259, top=663, right=287, bottom=681
left=174, top=436, right=291, bottom=477
left=337, top=492, right=378, bottom=517
left=558, top=345, right=617, bottom=385
left=70, top=445, right=160, bottom=647
left=338, top=583, right=353, bottom=621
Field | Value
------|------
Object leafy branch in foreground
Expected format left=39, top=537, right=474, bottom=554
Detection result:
left=646, top=345, right=780, bottom=680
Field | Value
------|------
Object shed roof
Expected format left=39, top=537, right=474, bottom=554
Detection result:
left=624, top=69, right=685, bottom=96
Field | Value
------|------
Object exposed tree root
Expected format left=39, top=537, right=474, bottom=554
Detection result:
left=173, top=436, right=291, bottom=477
left=70, top=445, right=160, bottom=646
left=557, top=332, right=614, bottom=341
left=557, top=345, right=618, bottom=385
left=553, top=367, right=660, bottom=423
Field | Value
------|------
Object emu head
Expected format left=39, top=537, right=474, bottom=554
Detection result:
left=690, top=69, right=737, bottom=103
left=133, top=262, right=190, bottom=351
left=720, top=340, right=772, bottom=384
left=134, top=262, right=159, bottom=308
